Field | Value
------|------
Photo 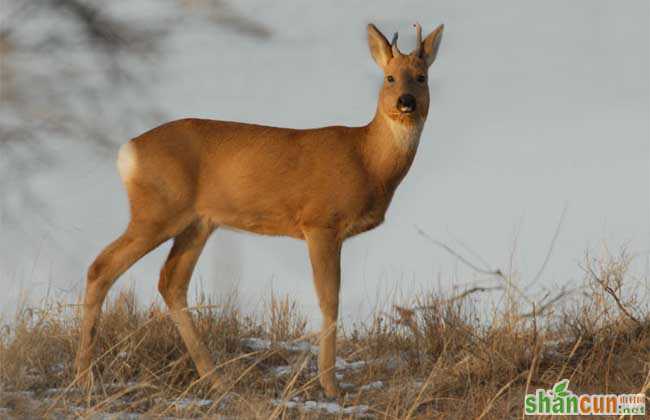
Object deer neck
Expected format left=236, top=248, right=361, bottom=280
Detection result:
left=361, top=109, right=424, bottom=194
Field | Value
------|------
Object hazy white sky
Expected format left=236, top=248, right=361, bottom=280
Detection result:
left=2, top=0, right=648, bottom=324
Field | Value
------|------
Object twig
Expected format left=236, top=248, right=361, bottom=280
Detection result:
left=518, top=286, right=573, bottom=318
left=416, top=226, right=532, bottom=304
left=586, top=266, right=642, bottom=327
left=416, top=226, right=577, bottom=319
left=446, top=286, right=504, bottom=303
left=531, top=203, right=568, bottom=285
left=412, top=286, right=504, bottom=311
left=416, top=227, right=502, bottom=277
left=446, top=228, right=493, bottom=272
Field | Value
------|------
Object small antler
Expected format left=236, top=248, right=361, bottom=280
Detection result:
left=413, top=23, right=422, bottom=56
left=391, top=32, right=401, bottom=56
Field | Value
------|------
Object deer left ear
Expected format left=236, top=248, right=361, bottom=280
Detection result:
left=421, top=24, right=444, bottom=67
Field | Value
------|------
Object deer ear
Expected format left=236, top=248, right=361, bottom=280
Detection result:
left=421, top=24, right=444, bottom=67
left=367, top=23, right=392, bottom=69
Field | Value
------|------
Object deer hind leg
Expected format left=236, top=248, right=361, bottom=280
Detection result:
left=304, top=227, right=342, bottom=398
left=75, top=221, right=174, bottom=385
left=158, top=218, right=216, bottom=383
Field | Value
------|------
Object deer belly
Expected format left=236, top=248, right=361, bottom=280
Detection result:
left=200, top=199, right=304, bottom=239
left=225, top=216, right=303, bottom=238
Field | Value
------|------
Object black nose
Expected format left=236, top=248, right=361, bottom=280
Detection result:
left=397, top=94, right=416, bottom=113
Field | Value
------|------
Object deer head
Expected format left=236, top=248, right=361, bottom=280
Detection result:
left=367, top=23, right=444, bottom=126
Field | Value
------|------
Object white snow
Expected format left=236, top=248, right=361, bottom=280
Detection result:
left=240, top=337, right=272, bottom=351
left=240, top=338, right=319, bottom=354
left=271, top=365, right=293, bottom=377
left=272, top=398, right=371, bottom=416
left=335, top=358, right=367, bottom=371
left=360, top=381, right=384, bottom=391
left=172, top=398, right=214, bottom=409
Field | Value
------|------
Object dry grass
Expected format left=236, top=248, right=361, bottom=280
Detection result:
left=1, top=249, right=648, bottom=419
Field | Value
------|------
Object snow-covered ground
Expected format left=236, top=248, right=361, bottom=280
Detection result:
left=1, top=336, right=399, bottom=418
left=1, top=0, right=648, bottom=323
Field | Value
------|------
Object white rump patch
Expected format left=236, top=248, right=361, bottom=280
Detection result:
left=117, top=141, right=137, bottom=182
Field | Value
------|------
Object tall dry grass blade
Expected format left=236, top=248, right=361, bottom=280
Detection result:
left=477, top=370, right=528, bottom=420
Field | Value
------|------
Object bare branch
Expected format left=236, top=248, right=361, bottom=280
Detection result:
left=585, top=265, right=642, bottom=327
left=530, top=203, right=568, bottom=286
left=415, top=226, right=574, bottom=317
left=447, top=286, right=503, bottom=303
left=519, top=286, right=573, bottom=318
left=415, top=227, right=502, bottom=277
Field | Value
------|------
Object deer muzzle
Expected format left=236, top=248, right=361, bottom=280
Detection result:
left=396, top=94, right=416, bottom=113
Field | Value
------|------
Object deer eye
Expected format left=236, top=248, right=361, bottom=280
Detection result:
left=417, top=75, right=427, bottom=83
left=386, top=75, right=395, bottom=83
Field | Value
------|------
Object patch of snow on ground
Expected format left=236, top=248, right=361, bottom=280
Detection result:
left=340, top=382, right=355, bottom=391
left=240, top=337, right=319, bottom=354
left=335, top=358, right=367, bottom=371
left=271, top=365, right=293, bottom=377
left=272, top=399, right=371, bottom=417
left=360, top=381, right=383, bottom=391
left=172, top=398, right=214, bottom=409
left=240, top=337, right=272, bottom=351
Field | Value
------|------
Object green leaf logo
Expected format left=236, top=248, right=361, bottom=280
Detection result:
left=552, top=379, right=570, bottom=398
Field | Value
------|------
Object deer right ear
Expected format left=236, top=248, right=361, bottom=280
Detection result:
left=367, top=24, right=392, bottom=69
left=421, top=24, right=444, bottom=67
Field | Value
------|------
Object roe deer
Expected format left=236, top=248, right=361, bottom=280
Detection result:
left=75, top=22, right=444, bottom=397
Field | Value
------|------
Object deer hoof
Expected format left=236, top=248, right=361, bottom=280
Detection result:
left=321, top=380, right=340, bottom=399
